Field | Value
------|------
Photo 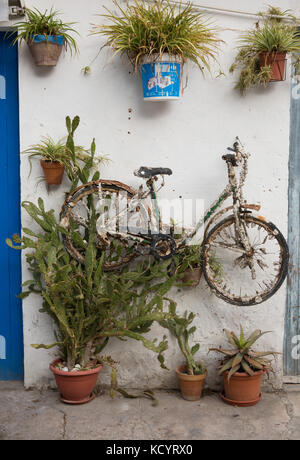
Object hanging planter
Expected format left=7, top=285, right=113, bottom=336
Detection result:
left=91, top=0, right=221, bottom=101
left=229, top=6, right=300, bottom=94
left=9, top=7, right=78, bottom=67
left=141, top=54, right=182, bottom=101
left=27, top=35, right=64, bottom=67
left=258, top=52, right=286, bottom=81
left=40, top=160, right=65, bottom=185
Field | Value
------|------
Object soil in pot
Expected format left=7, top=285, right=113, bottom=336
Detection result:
left=183, top=267, right=202, bottom=286
left=40, top=160, right=65, bottom=185
left=176, top=364, right=207, bottom=401
left=259, top=52, right=286, bottom=81
left=50, top=358, right=103, bottom=405
left=222, top=370, right=264, bottom=407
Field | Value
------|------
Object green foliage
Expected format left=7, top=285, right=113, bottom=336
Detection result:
left=160, top=310, right=206, bottom=375
left=91, top=0, right=221, bottom=72
left=22, top=116, right=108, bottom=189
left=230, top=6, right=300, bottom=94
left=9, top=7, right=79, bottom=55
left=209, top=326, right=280, bottom=381
left=7, top=198, right=182, bottom=372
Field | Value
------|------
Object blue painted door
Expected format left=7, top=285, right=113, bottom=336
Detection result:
left=0, top=32, right=23, bottom=380
left=284, top=58, right=300, bottom=378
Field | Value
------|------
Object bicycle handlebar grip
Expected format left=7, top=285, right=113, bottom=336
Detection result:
left=222, top=153, right=238, bottom=166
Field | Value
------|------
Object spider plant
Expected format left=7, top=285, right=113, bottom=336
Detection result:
left=9, top=7, right=79, bottom=55
left=22, top=116, right=107, bottom=185
left=230, top=6, right=300, bottom=93
left=91, top=0, right=221, bottom=72
left=209, top=326, right=280, bottom=381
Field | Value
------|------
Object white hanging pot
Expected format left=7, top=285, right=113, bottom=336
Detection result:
left=140, top=53, right=183, bottom=101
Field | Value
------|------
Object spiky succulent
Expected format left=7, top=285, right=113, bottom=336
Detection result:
left=210, top=326, right=280, bottom=380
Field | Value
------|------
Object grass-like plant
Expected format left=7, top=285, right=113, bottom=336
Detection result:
left=230, top=6, right=300, bottom=93
left=9, top=7, right=79, bottom=55
left=209, top=326, right=280, bottom=381
left=91, top=0, right=221, bottom=71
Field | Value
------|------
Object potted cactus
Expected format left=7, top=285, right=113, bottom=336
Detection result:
left=9, top=7, right=78, bottom=66
left=91, top=0, right=221, bottom=101
left=161, top=311, right=207, bottom=401
left=210, top=326, right=279, bottom=407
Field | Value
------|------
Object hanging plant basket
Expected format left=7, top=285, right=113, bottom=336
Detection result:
left=259, top=52, right=287, bottom=82
left=27, top=35, right=64, bottom=66
left=40, top=159, right=65, bottom=185
left=140, top=54, right=183, bottom=101
left=182, top=267, right=202, bottom=286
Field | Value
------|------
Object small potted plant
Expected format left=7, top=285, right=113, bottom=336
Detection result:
left=9, top=7, right=78, bottom=66
left=230, top=6, right=300, bottom=94
left=91, top=0, right=221, bottom=101
left=175, top=245, right=223, bottom=287
left=209, top=326, right=279, bottom=407
left=161, top=311, right=207, bottom=401
left=23, top=116, right=105, bottom=186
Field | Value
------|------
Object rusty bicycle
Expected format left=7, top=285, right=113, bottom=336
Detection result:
left=60, top=137, right=289, bottom=306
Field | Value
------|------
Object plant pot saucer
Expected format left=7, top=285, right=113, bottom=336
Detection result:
left=219, top=392, right=261, bottom=407
left=59, top=392, right=95, bottom=405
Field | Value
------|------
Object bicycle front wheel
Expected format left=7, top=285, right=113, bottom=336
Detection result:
left=202, top=215, right=289, bottom=306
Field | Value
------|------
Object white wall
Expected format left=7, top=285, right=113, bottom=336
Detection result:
left=18, top=0, right=294, bottom=389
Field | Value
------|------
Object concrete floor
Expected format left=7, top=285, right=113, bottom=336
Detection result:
left=1, top=381, right=300, bottom=440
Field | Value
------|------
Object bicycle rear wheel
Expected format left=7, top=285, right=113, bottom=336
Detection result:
left=202, top=215, right=288, bottom=306
left=60, top=180, right=150, bottom=270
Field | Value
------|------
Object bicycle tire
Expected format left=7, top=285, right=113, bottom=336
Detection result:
left=202, top=215, right=289, bottom=306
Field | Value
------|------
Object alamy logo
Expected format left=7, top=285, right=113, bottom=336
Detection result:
left=0, top=335, right=6, bottom=359
left=0, top=75, right=6, bottom=100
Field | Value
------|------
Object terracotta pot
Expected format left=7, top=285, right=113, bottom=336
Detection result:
left=50, top=359, right=103, bottom=404
left=40, top=160, right=65, bottom=185
left=27, top=40, right=63, bottom=66
left=259, top=52, right=286, bottom=81
left=183, top=267, right=202, bottom=286
left=222, top=370, right=264, bottom=407
left=176, top=364, right=207, bottom=401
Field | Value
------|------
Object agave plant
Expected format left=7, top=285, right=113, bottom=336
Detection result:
left=210, top=326, right=280, bottom=380
left=91, top=0, right=221, bottom=72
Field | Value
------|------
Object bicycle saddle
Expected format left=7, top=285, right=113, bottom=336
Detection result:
left=134, top=167, right=173, bottom=178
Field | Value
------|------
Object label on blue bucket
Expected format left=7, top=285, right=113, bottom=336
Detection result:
left=141, top=61, right=181, bottom=99
left=32, top=35, right=64, bottom=46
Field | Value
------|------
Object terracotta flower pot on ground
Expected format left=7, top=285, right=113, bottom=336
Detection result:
left=183, top=267, right=202, bottom=286
left=259, top=52, right=286, bottom=81
left=50, top=359, right=103, bottom=405
left=221, top=370, right=264, bottom=407
left=27, top=35, right=64, bottom=66
left=176, top=364, right=207, bottom=401
left=40, top=160, right=65, bottom=185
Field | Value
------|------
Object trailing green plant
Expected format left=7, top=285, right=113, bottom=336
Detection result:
left=209, top=326, right=280, bottom=381
left=91, top=0, right=221, bottom=72
left=160, top=310, right=206, bottom=375
left=6, top=197, right=184, bottom=378
left=23, top=116, right=108, bottom=190
left=174, top=244, right=223, bottom=282
left=9, top=6, right=79, bottom=55
left=230, top=6, right=300, bottom=93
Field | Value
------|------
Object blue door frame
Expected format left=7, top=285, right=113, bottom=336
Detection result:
left=0, top=32, right=23, bottom=380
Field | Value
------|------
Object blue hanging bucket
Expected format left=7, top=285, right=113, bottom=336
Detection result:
left=140, top=54, right=182, bottom=101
